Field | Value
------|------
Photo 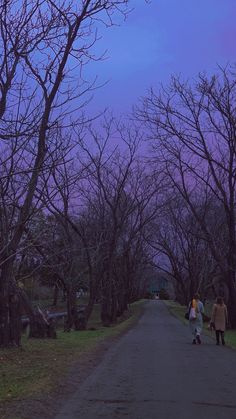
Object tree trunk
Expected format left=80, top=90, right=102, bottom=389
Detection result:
left=111, top=292, right=118, bottom=323
left=84, top=294, right=96, bottom=326
left=52, top=285, right=59, bottom=307
left=64, top=287, right=73, bottom=331
left=100, top=271, right=113, bottom=327
left=64, top=286, right=84, bottom=331
left=226, top=272, right=236, bottom=328
left=9, top=291, right=22, bottom=346
left=101, top=298, right=112, bottom=327
left=0, top=261, right=22, bottom=347
left=19, top=289, right=57, bottom=339
left=117, top=290, right=128, bottom=318
left=0, top=286, right=10, bottom=347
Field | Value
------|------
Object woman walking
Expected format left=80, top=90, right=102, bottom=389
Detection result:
left=211, top=297, right=228, bottom=345
left=189, top=294, right=204, bottom=344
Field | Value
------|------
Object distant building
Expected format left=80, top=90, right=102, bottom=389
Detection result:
left=147, top=276, right=168, bottom=295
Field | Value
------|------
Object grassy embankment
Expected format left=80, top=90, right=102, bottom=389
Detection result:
left=0, top=300, right=145, bottom=403
left=164, top=300, right=236, bottom=348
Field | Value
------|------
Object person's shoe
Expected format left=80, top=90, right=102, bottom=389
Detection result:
left=192, top=339, right=196, bottom=344
left=222, top=339, right=225, bottom=346
left=216, top=341, right=220, bottom=345
left=196, top=335, right=201, bottom=344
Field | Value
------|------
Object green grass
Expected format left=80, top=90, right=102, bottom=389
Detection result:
left=0, top=300, right=145, bottom=403
left=164, top=300, right=188, bottom=324
left=164, top=300, right=236, bottom=348
left=222, top=330, right=236, bottom=347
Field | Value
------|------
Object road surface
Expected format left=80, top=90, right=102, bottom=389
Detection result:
left=55, top=301, right=236, bottom=419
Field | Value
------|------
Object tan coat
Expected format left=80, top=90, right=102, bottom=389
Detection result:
left=211, top=303, right=228, bottom=331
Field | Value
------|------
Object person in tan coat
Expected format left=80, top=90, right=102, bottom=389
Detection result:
left=211, top=297, right=228, bottom=345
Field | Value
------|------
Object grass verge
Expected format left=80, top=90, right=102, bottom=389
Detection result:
left=164, top=300, right=236, bottom=349
left=0, top=300, right=145, bottom=404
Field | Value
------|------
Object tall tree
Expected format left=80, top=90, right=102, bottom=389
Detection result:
left=0, top=0, right=132, bottom=347
left=137, top=67, right=236, bottom=326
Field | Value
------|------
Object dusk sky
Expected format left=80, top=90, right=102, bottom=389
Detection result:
left=87, top=0, right=236, bottom=115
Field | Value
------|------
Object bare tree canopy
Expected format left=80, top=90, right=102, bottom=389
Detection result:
left=137, top=66, right=236, bottom=326
left=0, top=0, right=138, bottom=348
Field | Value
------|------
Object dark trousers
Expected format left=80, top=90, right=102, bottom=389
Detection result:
left=215, top=330, right=225, bottom=345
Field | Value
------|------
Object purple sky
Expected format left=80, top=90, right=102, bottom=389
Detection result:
left=87, top=0, right=236, bottom=115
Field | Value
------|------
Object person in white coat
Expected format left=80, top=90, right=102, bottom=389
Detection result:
left=189, top=294, right=204, bottom=344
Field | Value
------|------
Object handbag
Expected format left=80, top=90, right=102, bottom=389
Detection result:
left=184, top=311, right=189, bottom=320
left=208, top=321, right=215, bottom=331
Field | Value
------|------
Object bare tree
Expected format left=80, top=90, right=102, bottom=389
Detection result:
left=0, top=0, right=133, bottom=347
left=146, top=193, right=221, bottom=305
left=76, top=121, right=158, bottom=325
left=38, top=116, right=159, bottom=327
left=137, top=66, right=236, bottom=326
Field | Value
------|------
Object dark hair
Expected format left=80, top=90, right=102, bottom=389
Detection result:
left=194, top=293, right=200, bottom=300
left=216, top=296, right=223, bottom=305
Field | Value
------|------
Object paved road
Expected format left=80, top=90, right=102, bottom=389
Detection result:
left=55, top=301, right=236, bottom=419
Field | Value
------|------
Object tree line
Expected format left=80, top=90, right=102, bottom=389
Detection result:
left=1, top=0, right=236, bottom=348
left=137, top=67, right=236, bottom=327
left=0, top=0, right=156, bottom=347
